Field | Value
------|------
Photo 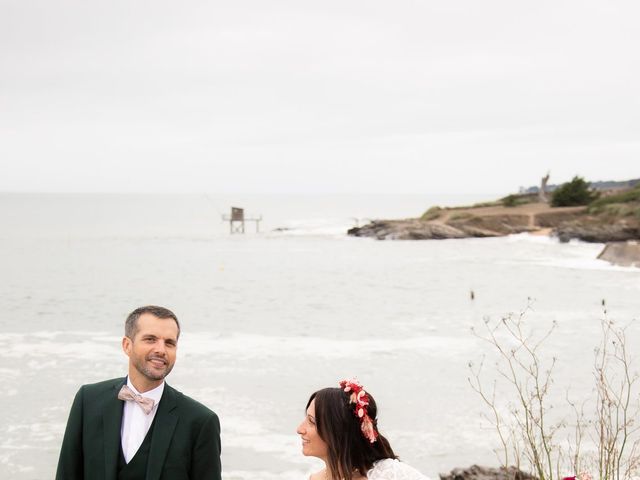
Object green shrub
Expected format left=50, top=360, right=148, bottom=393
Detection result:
left=502, top=195, right=519, bottom=207
left=551, top=176, right=599, bottom=207
left=501, top=194, right=537, bottom=208
left=501, top=193, right=538, bottom=207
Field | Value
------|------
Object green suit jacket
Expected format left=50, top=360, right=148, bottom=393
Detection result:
left=55, top=378, right=222, bottom=480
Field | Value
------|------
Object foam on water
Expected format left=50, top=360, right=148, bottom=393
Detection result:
left=1, top=332, right=120, bottom=360
left=269, top=217, right=357, bottom=236
left=223, top=419, right=300, bottom=460
left=181, top=332, right=475, bottom=358
left=538, top=256, right=640, bottom=271
left=499, top=233, right=640, bottom=271
left=2, top=331, right=475, bottom=361
left=223, top=469, right=312, bottom=480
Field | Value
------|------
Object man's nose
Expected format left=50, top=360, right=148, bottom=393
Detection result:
left=154, top=341, right=167, bottom=354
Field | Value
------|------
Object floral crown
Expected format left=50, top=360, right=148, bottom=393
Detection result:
left=339, top=378, right=378, bottom=443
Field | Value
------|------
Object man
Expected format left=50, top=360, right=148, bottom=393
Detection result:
left=56, top=306, right=222, bottom=480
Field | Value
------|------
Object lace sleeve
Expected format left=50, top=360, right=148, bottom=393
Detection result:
left=367, top=458, right=429, bottom=480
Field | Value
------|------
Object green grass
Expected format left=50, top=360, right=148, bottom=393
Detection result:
left=591, top=203, right=640, bottom=219
left=421, top=206, right=443, bottom=221
left=501, top=193, right=537, bottom=208
left=588, top=184, right=640, bottom=213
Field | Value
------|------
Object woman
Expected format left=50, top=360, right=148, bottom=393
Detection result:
left=297, top=378, right=428, bottom=480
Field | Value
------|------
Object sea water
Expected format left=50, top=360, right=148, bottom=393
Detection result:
left=1, top=194, right=638, bottom=480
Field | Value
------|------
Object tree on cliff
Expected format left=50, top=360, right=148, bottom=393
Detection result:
left=551, top=176, right=599, bottom=207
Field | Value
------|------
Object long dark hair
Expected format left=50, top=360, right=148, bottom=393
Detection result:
left=307, top=387, right=397, bottom=480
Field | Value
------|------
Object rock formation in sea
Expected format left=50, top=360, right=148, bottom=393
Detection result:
left=597, top=241, right=640, bottom=267
left=348, top=191, right=640, bottom=246
left=347, top=204, right=587, bottom=241
left=440, top=465, right=538, bottom=480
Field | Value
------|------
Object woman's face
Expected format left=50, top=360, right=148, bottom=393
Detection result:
left=296, top=398, right=329, bottom=460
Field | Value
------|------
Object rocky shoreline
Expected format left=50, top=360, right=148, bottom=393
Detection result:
left=347, top=202, right=640, bottom=267
left=347, top=203, right=640, bottom=243
left=440, top=465, right=538, bottom=480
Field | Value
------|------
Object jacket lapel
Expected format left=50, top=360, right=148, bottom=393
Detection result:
left=146, top=384, right=179, bottom=480
left=103, top=379, right=125, bottom=480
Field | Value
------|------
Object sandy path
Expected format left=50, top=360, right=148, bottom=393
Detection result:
left=435, top=203, right=586, bottom=227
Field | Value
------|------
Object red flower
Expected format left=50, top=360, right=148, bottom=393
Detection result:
left=339, top=378, right=379, bottom=443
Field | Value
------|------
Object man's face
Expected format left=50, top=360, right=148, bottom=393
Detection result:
left=122, top=313, right=179, bottom=388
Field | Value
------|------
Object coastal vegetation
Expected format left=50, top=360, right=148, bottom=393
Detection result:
left=551, top=176, right=600, bottom=207
left=502, top=194, right=538, bottom=208
left=421, top=206, right=443, bottom=221
left=348, top=177, right=640, bottom=245
left=588, top=184, right=640, bottom=217
left=469, top=307, right=640, bottom=480
left=502, top=195, right=525, bottom=208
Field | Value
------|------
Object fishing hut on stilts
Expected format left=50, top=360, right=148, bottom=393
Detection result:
left=222, top=207, right=262, bottom=234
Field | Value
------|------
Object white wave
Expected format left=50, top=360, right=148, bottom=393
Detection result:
left=0, top=332, right=121, bottom=360
left=1, top=331, right=474, bottom=361
left=537, top=256, right=640, bottom=271
left=506, top=232, right=561, bottom=244
left=269, top=217, right=356, bottom=236
left=501, top=234, right=639, bottom=271
left=222, top=469, right=308, bottom=480
left=180, top=332, right=475, bottom=359
left=223, top=423, right=301, bottom=461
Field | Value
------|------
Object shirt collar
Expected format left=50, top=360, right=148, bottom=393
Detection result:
left=126, top=377, right=165, bottom=404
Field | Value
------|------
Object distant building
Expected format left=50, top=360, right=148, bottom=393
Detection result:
left=522, top=178, right=639, bottom=194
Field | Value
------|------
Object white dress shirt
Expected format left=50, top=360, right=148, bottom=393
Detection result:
left=120, top=378, right=164, bottom=463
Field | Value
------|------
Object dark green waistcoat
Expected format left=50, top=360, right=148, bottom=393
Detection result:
left=117, top=421, right=156, bottom=480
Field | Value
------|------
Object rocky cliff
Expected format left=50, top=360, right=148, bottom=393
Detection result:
left=348, top=202, right=640, bottom=245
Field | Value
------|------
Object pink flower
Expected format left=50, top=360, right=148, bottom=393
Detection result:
left=360, top=415, right=378, bottom=443
left=339, top=378, right=379, bottom=444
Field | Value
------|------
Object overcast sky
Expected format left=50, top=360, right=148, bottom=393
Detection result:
left=1, top=1, right=638, bottom=195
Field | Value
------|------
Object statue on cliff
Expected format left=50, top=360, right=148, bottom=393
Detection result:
left=538, top=172, right=550, bottom=203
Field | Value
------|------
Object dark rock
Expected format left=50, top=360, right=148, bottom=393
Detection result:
left=534, top=210, right=586, bottom=228
left=347, top=216, right=532, bottom=240
left=440, top=465, right=538, bottom=480
left=347, top=220, right=468, bottom=240
left=347, top=203, right=640, bottom=243
left=553, top=223, right=640, bottom=243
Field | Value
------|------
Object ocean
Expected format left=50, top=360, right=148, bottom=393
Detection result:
left=1, top=193, right=638, bottom=480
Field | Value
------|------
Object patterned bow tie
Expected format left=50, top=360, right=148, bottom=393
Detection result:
left=117, top=385, right=155, bottom=415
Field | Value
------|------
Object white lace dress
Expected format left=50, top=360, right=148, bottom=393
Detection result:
left=366, top=458, right=428, bottom=479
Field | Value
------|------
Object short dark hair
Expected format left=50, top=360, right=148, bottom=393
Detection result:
left=307, top=387, right=397, bottom=479
left=125, top=306, right=180, bottom=339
